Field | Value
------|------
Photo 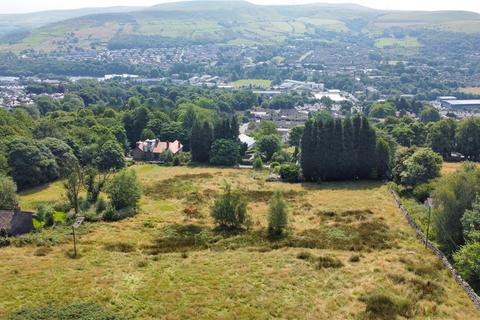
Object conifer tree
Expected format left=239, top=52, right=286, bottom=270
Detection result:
left=191, top=121, right=213, bottom=163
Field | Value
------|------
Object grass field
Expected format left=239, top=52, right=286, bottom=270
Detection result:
left=232, top=79, right=272, bottom=89
left=1, top=165, right=478, bottom=319
left=375, top=37, right=421, bottom=49
left=459, top=87, right=480, bottom=95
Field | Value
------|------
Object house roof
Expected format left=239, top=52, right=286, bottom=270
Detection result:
left=239, top=134, right=256, bottom=148
left=136, top=139, right=183, bottom=154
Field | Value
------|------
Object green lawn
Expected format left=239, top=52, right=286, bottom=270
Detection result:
left=375, top=37, right=421, bottom=49
left=232, top=79, right=272, bottom=89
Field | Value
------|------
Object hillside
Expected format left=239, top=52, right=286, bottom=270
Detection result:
left=1, top=1, right=480, bottom=52
left=0, top=6, right=145, bottom=39
left=1, top=165, right=478, bottom=318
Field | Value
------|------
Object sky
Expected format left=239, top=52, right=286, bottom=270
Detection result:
left=1, top=0, right=480, bottom=14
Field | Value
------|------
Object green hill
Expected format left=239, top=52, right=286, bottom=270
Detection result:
left=1, top=1, right=480, bottom=52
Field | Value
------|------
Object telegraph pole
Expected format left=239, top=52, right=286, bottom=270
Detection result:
left=424, top=198, right=433, bottom=248
left=72, top=217, right=85, bottom=258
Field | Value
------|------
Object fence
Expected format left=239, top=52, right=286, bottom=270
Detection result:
left=389, top=188, right=480, bottom=310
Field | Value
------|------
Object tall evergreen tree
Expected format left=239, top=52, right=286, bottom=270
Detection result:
left=301, top=120, right=316, bottom=181
left=343, top=117, right=355, bottom=180
left=191, top=121, right=213, bottom=163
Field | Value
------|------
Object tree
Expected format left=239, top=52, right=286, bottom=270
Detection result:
left=257, top=134, right=281, bottom=161
left=453, top=242, right=480, bottom=291
left=268, top=191, right=288, bottom=238
left=288, top=126, right=304, bottom=147
left=427, top=118, right=457, bottom=158
left=0, top=175, right=17, bottom=210
left=209, top=139, right=240, bottom=166
left=63, top=159, right=84, bottom=214
left=6, top=138, right=59, bottom=189
left=433, top=163, right=480, bottom=254
left=368, top=101, right=396, bottom=119
left=211, top=183, right=249, bottom=230
left=84, top=166, right=102, bottom=204
left=399, top=148, right=443, bottom=187
left=190, top=121, right=213, bottom=163
left=254, top=121, right=277, bottom=138
left=457, top=118, right=480, bottom=160
left=35, top=96, right=60, bottom=115
left=420, top=106, right=440, bottom=123
left=94, top=140, right=126, bottom=173
left=41, top=137, right=76, bottom=177
left=106, top=169, right=142, bottom=210
left=301, top=116, right=390, bottom=182
left=461, top=194, right=480, bottom=242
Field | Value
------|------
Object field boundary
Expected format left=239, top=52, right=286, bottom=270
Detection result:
left=389, top=188, right=480, bottom=310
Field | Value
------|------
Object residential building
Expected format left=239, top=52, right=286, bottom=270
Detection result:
left=132, top=139, right=183, bottom=161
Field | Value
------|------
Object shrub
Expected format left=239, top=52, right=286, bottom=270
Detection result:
left=268, top=191, right=288, bottom=238
left=317, top=256, right=344, bottom=269
left=399, top=148, right=443, bottom=187
left=453, top=242, right=480, bottom=291
left=279, top=164, right=302, bottom=183
left=36, top=204, right=55, bottom=227
left=95, top=197, right=108, bottom=214
left=271, top=150, right=291, bottom=163
left=270, top=161, right=281, bottom=169
left=360, top=289, right=412, bottom=319
left=106, top=169, right=142, bottom=210
left=349, top=255, right=361, bottom=262
left=412, top=181, right=434, bottom=202
left=253, top=156, right=263, bottom=170
left=211, top=183, right=249, bottom=230
left=296, top=251, right=313, bottom=260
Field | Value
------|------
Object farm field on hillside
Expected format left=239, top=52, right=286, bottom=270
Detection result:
left=232, top=79, right=272, bottom=89
left=374, top=37, right=421, bottom=48
left=1, top=165, right=478, bottom=319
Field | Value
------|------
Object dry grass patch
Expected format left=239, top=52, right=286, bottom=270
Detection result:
left=1, top=165, right=478, bottom=319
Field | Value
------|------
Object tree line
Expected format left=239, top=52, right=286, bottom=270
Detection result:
left=301, top=116, right=392, bottom=182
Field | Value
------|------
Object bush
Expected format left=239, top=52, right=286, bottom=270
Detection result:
left=268, top=191, right=288, bottom=238
left=95, top=197, right=108, bottom=214
left=36, top=204, right=55, bottom=227
left=211, top=183, right=249, bottom=230
left=296, top=251, right=313, bottom=260
left=253, top=156, right=263, bottom=170
left=279, top=164, right=302, bottom=183
left=271, top=150, right=290, bottom=163
left=412, top=182, right=434, bottom=202
left=106, top=169, right=142, bottom=210
left=399, top=148, right=443, bottom=187
left=102, top=205, right=136, bottom=222
left=360, top=289, right=412, bottom=319
left=317, top=256, right=344, bottom=269
left=270, top=161, right=281, bottom=169
left=453, top=242, right=480, bottom=291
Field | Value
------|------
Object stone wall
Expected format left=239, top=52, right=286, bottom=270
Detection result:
left=389, top=189, right=480, bottom=310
